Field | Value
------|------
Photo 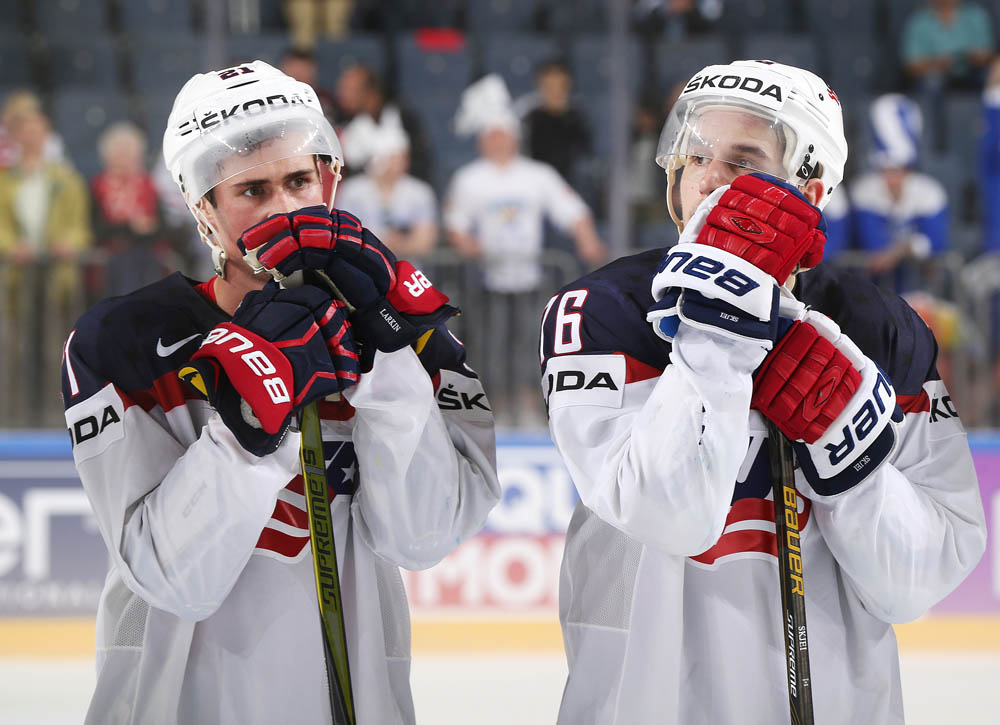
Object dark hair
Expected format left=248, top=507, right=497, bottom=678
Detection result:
left=282, top=47, right=317, bottom=64
left=536, top=59, right=570, bottom=78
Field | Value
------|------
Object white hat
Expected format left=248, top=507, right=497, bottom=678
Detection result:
left=454, top=74, right=520, bottom=136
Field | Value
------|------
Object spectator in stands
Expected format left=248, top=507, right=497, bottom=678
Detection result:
left=0, top=92, right=90, bottom=271
left=334, top=64, right=431, bottom=182
left=0, top=92, right=91, bottom=425
left=848, top=94, right=949, bottom=292
left=90, top=122, right=171, bottom=298
left=445, top=75, right=606, bottom=426
left=902, top=0, right=995, bottom=91
left=279, top=47, right=337, bottom=119
left=981, top=57, right=1000, bottom=251
left=285, top=0, right=352, bottom=49
left=337, top=114, right=438, bottom=261
left=522, top=60, right=591, bottom=187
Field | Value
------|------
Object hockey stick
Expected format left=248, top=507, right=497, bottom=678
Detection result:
left=299, top=401, right=356, bottom=725
left=285, top=269, right=356, bottom=725
left=766, top=421, right=814, bottom=725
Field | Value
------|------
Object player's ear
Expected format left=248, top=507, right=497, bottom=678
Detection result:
left=802, top=178, right=825, bottom=208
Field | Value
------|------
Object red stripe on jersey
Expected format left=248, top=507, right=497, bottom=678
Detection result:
left=691, top=529, right=778, bottom=565
left=255, top=527, right=309, bottom=558
left=318, top=396, right=355, bottom=420
left=284, top=473, right=337, bottom=500
left=129, top=370, right=203, bottom=413
left=691, top=496, right=812, bottom=566
left=614, top=352, right=663, bottom=383
left=899, top=390, right=930, bottom=414
left=272, top=497, right=309, bottom=529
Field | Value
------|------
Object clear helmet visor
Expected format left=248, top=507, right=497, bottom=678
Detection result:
left=656, top=100, right=799, bottom=183
left=173, top=104, right=342, bottom=202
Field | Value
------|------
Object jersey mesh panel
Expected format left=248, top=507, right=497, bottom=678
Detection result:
left=112, top=594, right=150, bottom=648
left=375, top=556, right=410, bottom=658
left=563, top=512, right=642, bottom=629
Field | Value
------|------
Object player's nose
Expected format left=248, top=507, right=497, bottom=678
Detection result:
left=263, top=187, right=304, bottom=218
left=698, top=158, right=736, bottom=196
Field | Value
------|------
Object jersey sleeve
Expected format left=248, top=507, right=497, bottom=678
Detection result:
left=61, top=311, right=300, bottom=621
left=343, top=324, right=500, bottom=570
left=801, top=284, right=987, bottom=623
left=540, top=278, right=768, bottom=555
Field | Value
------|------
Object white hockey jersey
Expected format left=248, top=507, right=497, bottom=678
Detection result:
left=61, top=273, right=500, bottom=725
left=539, top=253, right=986, bottom=724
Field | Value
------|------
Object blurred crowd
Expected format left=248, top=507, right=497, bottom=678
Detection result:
left=2, top=0, right=1000, bottom=427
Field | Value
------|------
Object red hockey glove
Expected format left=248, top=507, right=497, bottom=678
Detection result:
left=238, top=206, right=457, bottom=355
left=751, top=319, right=861, bottom=444
left=180, top=283, right=359, bottom=456
left=697, top=173, right=826, bottom=286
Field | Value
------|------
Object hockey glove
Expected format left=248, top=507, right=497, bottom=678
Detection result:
left=752, top=310, right=903, bottom=496
left=238, top=206, right=458, bottom=354
left=647, top=174, right=825, bottom=347
left=698, top=173, right=827, bottom=286
left=180, top=282, right=360, bottom=457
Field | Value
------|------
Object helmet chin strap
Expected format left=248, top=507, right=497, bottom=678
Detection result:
left=188, top=198, right=228, bottom=280
left=666, top=157, right=686, bottom=232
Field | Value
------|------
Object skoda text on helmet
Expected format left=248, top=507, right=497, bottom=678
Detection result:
left=162, top=60, right=344, bottom=269
left=657, top=60, right=848, bottom=228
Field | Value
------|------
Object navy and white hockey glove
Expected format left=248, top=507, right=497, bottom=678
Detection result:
left=238, top=206, right=458, bottom=356
left=647, top=174, right=826, bottom=348
left=180, top=282, right=360, bottom=457
left=753, top=309, right=903, bottom=496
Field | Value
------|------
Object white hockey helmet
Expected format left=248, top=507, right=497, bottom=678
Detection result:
left=657, top=60, right=848, bottom=226
left=162, top=60, right=343, bottom=210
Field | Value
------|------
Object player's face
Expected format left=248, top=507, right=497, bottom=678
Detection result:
left=677, top=109, right=787, bottom=226
left=203, top=154, right=324, bottom=266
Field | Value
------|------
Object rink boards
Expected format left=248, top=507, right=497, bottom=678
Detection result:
left=1, top=432, right=999, bottom=655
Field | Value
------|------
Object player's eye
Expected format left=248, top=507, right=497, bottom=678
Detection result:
left=242, top=185, right=266, bottom=198
left=688, top=155, right=710, bottom=166
left=289, top=175, right=310, bottom=189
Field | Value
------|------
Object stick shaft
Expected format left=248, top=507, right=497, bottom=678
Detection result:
left=766, top=421, right=814, bottom=725
left=299, top=401, right=356, bottom=725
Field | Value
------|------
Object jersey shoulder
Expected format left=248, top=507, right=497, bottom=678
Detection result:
left=63, top=273, right=227, bottom=405
left=796, top=264, right=938, bottom=394
left=541, top=249, right=670, bottom=371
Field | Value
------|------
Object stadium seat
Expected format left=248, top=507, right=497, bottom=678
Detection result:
left=717, top=0, right=795, bottom=34
left=482, top=33, right=561, bottom=98
left=540, top=0, right=607, bottom=35
left=802, top=0, right=874, bottom=39
left=944, top=93, right=983, bottom=181
left=569, top=35, right=641, bottom=95
left=119, top=0, right=194, bottom=32
left=128, top=32, right=202, bottom=98
left=395, top=35, right=472, bottom=96
left=821, top=36, right=889, bottom=103
left=33, top=0, right=108, bottom=33
left=227, top=32, right=289, bottom=67
left=577, top=91, right=610, bottom=156
left=402, top=90, right=474, bottom=192
left=637, top=219, right=679, bottom=250
left=42, top=35, right=120, bottom=88
left=467, top=0, right=538, bottom=33
left=655, top=37, right=732, bottom=93
left=137, top=91, right=177, bottom=159
left=51, top=88, right=134, bottom=178
left=315, top=35, right=387, bottom=87
left=740, top=34, right=822, bottom=76
left=0, top=33, right=32, bottom=86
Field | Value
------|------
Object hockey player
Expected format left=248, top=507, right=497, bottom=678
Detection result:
left=540, top=60, right=986, bottom=723
left=61, top=61, right=500, bottom=724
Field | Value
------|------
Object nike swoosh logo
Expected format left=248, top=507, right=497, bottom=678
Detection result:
left=156, top=333, right=202, bottom=358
